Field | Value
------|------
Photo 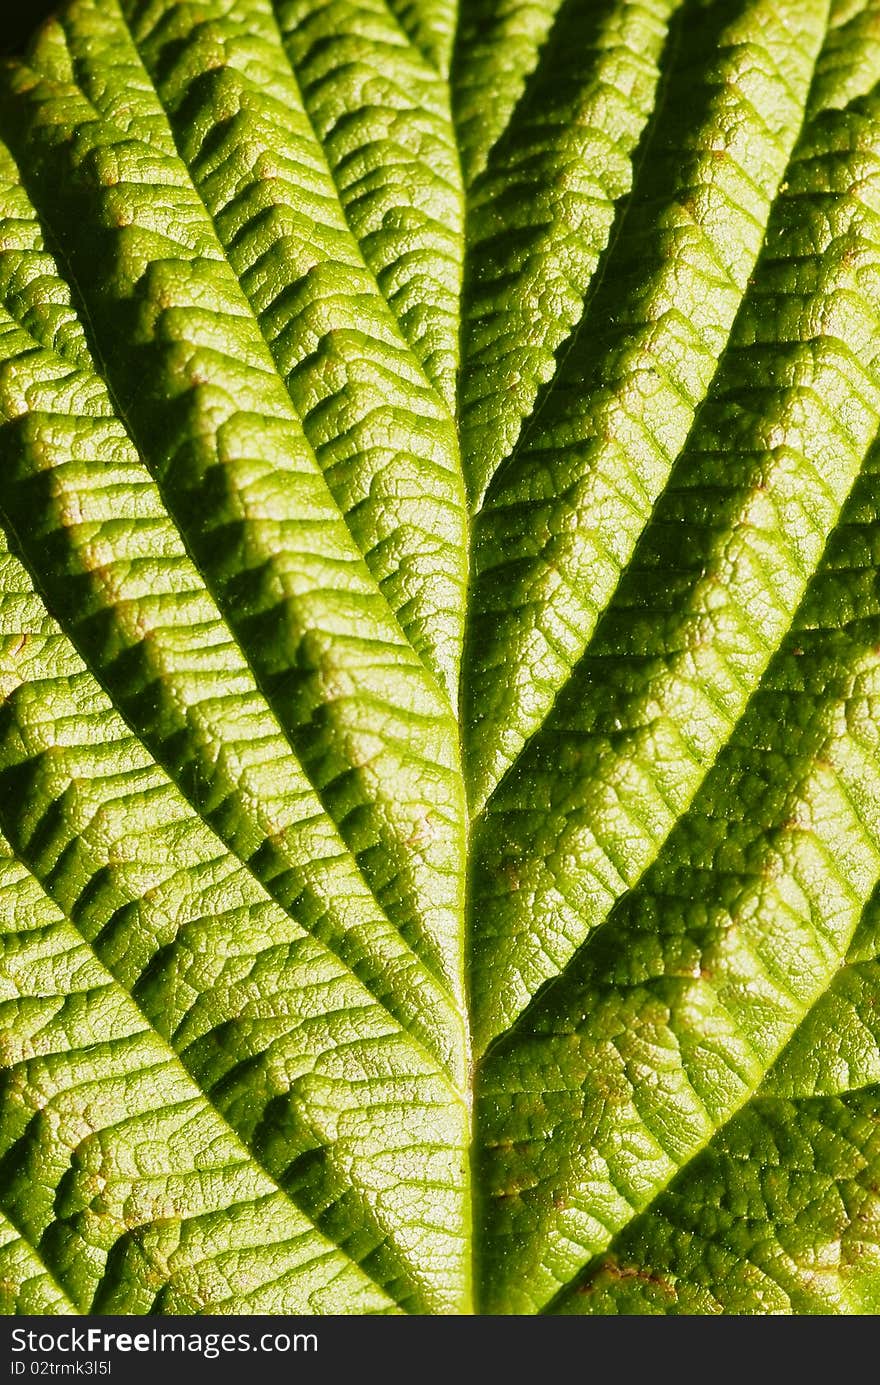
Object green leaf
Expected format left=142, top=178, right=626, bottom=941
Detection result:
left=1, top=0, right=880, bottom=1316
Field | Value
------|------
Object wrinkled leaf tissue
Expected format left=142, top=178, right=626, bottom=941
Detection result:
left=1, top=0, right=880, bottom=1317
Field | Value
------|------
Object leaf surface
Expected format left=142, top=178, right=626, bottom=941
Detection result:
left=1, top=0, right=880, bottom=1317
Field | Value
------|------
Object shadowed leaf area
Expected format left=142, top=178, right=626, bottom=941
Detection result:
left=1, top=0, right=880, bottom=1316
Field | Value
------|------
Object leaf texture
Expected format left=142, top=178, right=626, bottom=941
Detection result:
left=1, top=0, right=880, bottom=1317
